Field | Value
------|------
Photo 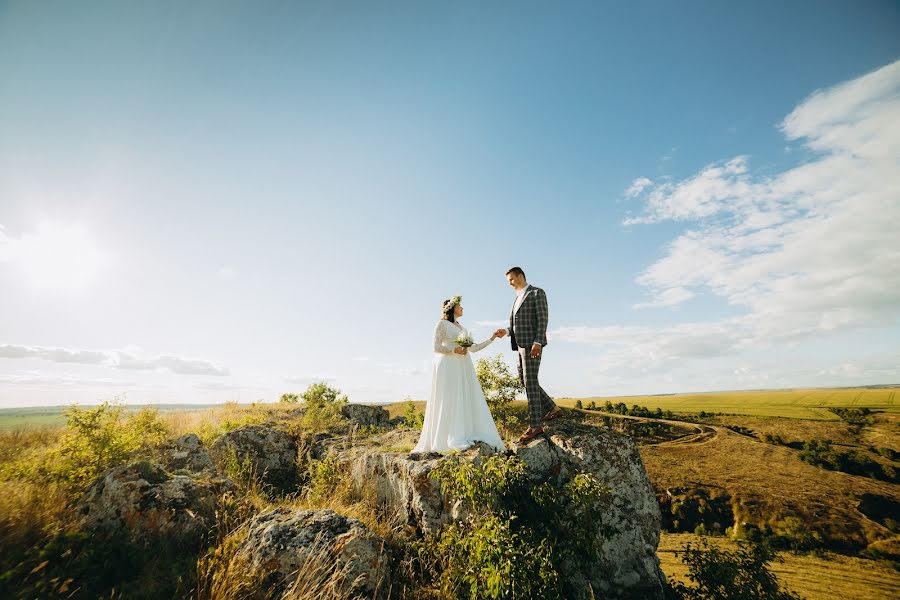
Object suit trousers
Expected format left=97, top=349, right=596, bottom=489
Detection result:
left=516, top=347, right=556, bottom=427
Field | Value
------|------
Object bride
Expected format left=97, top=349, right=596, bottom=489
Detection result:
left=412, top=295, right=506, bottom=453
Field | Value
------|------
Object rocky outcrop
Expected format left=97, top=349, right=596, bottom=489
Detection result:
left=236, top=508, right=391, bottom=598
left=332, top=430, right=486, bottom=534
left=336, top=422, right=666, bottom=599
left=210, top=425, right=298, bottom=489
left=512, top=421, right=666, bottom=598
left=161, top=433, right=216, bottom=474
left=76, top=460, right=234, bottom=547
left=341, top=403, right=390, bottom=428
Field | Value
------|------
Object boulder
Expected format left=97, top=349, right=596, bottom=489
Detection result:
left=75, top=460, right=234, bottom=547
left=511, top=421, right=666, bottom=598
left=161, top=433, right=216, bottom=474
left=210, top=425, right=298, bottom=489
left=330, top=429, right=487, bottom=534
left=338, top=422, right=666, bottom=599
left=237, top=508, right=391, bottom=598
left=341, top=403, right=390, bottom=428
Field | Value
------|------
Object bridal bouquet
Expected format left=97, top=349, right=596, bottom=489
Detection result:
left=455, top=333, right=474, bottom=348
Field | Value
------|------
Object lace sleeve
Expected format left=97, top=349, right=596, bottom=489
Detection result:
left=433, top=321, right=454, bottom=354
left=468, top=336, right=495, bottom=353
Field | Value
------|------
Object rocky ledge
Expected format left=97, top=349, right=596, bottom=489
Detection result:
left=75, top=460, right=234, bottom=547
left=237, top=508, right=391, bottom=598
left=330, top=421, right=666, bottom=599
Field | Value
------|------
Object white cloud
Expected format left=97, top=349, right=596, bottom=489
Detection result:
left=0, top=343, right=229, bottom=376
left=624, top=177, right=653, bottom=198
left=218, top=266, right=237, bottom=280
left=622, top=157, right=752, bottom=225
left=565, top=59, right=900, bottom=390
left=0, top=372, right=137, bottom=387
left=621, top=58, right=900, bottom=336
left=193, top=381, right=260, bottom=391
left=283, top=375, right=336, bottom=385
left=633, top=286, right=695, bottom=309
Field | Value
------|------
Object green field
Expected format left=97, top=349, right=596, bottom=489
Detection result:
left=560, top=386, right=899, bottom=420
left=0, top=404, right=224, bottom=430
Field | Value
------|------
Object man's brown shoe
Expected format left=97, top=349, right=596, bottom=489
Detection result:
left=542, top=407, right=564, bottom=423
left=517, top=427, right=544, bottom=444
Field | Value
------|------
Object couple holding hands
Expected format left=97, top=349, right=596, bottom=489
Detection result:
left=413, top=267, right=563, bottom=454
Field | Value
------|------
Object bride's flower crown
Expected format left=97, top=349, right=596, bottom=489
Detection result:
left=443, top=295, right=462, bottom=313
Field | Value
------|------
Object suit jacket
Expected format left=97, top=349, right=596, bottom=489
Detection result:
left=509, top=285, right=549, bottom=351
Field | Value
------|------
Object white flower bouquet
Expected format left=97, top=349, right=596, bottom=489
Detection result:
left=455, top=333, right=474, bottom=348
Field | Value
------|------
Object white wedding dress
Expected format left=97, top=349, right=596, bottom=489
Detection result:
left=412, top=320, right=507, bottom=453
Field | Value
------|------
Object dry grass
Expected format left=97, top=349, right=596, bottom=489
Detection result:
left=862, top=413, right=900, bottom=453
left=641, top=425, right=900, bottom=551
left=705, top=414, right=860, bottom=445
left=659, top=532, right=900, bottom=600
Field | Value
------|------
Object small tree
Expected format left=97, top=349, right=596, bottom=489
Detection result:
left=667, top=540, right=801, bottom=600
left=575, top=399, right=583, bottom=409
left=476, top=354, right=523, bottom=412
left=279, top=393, right=300, bottom=403
left=402, top=397, right=424, bottom=430
left=299, top=382, right=347, bottom=432
left=301, top=382, right=346, bottom=407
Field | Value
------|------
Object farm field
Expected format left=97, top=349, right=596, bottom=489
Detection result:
left=559, top=386, right=900, bottom=419
left=659, top=533, right=900, bottom=600
left=0, top=404, right=226, bottom=430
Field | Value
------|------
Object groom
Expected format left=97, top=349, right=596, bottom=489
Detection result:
left=495, top=267, right=563, bottom=443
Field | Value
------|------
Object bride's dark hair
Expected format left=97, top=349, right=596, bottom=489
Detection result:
left=442, top=299, right=456, bottom=323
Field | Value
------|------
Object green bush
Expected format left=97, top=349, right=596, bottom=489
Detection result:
left=666, top=540, right=802, bottom=600
left=828, top=407, right=874, bottom=426
left=475, top=354, right=523, bottom=412
left=299, top=382, right=347, bottom=432
left=420, top=452, right=613, bottom=599
left=303, top=455, right=343, bottom=503
left=402, top=398, right=424, bottom=430
left=417, top=514, right=556, bottom=600
left=798, top=439, right=895, bottom=482
left=1, top=402, right=169, bottom=494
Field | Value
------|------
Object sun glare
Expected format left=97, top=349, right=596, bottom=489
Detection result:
left=18, top=223, right=109, bottom=292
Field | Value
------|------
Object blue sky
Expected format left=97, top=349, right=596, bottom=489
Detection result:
left=1, top=1, right=899, bottom=407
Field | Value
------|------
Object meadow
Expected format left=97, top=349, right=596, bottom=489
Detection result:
left=1, top=385, right=898, bottom=599
left=559, top=386, right=899, bottom=420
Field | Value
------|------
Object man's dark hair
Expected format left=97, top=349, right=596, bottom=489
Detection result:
left=506, top=266, right=526, bottom=280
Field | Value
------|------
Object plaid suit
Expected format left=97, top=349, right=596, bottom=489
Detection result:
left=509, top=286, right=557, bottom=427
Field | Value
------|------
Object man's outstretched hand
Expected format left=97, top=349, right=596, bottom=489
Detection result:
left=530, top=343, right=542, bottom=358
left=494, top=329, right=507, bottom=338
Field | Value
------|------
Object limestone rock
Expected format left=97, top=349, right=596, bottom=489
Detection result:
left=162, top=433, right=216, bottom=474
left=333, top=430, right=491, bottom=534
left=339, top=421, right=666, bottom=599
left=76, top=460, right=234, bottom=547
left=210, top=425, right=298, bottom=489
left=341, top=403, right=390, bottom=428
left=237, top=508, right=391, bottom=598
left=511, top=420, right=667, bottom=599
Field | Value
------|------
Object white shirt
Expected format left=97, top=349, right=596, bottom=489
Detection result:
left=513, top=287, right=528, bottom=314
